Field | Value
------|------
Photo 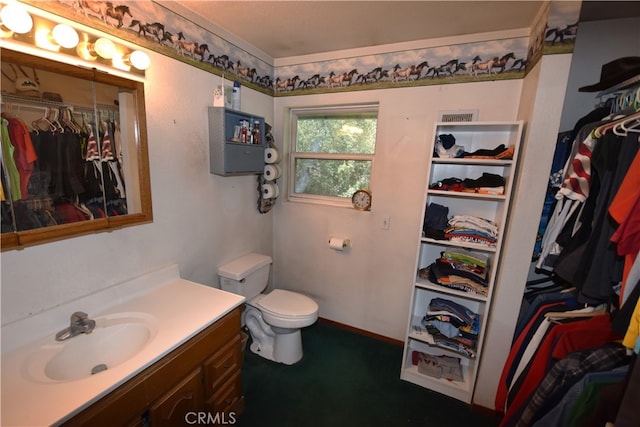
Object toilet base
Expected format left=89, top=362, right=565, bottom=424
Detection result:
left=244, top=307, right=304, bottom=365
left=249, top=328, right=303, bottom=365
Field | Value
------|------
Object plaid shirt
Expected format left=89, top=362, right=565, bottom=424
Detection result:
left=513, top=343, right=629, bottom=427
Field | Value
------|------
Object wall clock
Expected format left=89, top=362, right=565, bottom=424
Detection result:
left=351, top=189, right=372, bottom=211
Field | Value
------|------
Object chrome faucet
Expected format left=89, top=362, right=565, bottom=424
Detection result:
left=55, top=311, right=96, bottom=341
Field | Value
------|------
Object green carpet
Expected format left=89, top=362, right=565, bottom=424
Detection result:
left=236, top=320, right=500, bottom=427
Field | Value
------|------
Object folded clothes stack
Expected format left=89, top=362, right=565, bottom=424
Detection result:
left=418, top=248, right=489, bottom=296
left=420, top=297, right=480, bottom=358
left=411, top=351, right=464, bottom=382
left=445, top=215, right=498, bottom=246
left=430, top=172, right=506, bottom=195
left=462, top=143, right=514, bottom=160
left=422, top=205, right=500, bottom=247
left=434, top=133, right=465, bottom=158
left=433, top=133, right=514, bottom=160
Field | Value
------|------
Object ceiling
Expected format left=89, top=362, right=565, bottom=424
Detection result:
left=173, top=1, right=544, bottom=58
left=171, top=1, right=640, bottom=59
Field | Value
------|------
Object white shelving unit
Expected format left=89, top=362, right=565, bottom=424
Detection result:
left=400, top=121, right=523, bottom=403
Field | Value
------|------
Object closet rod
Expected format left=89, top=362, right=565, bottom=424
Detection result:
left=1, top=93, right=118, bottom=113
left=1, top=101, right=48, bottom=113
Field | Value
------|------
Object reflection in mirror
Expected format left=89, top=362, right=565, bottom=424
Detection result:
left=0, top=48, right=152, bottom=250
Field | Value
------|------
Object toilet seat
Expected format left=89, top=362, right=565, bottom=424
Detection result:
left=249, top=289, right=318, bottom=329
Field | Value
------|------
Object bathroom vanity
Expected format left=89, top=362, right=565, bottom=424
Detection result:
left=63, top=307, right=244, bottom=427
left=1, top=265, right=245, bottom=426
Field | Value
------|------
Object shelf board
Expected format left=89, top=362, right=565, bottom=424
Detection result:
left=400, top=365, right=472, bottom=403
left=415, top=278, right=489, bottom=302
left=420, top=237, right=497, bottom=253
left=427, top=189, right=507, bottom=200
left=432, top=158, right=513, bottom=166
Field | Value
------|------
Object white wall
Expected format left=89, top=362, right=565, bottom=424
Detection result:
left=474, top=53, right=572, bottom=408
left=272, top=81, right=523, bottom=341
left=559, top=17, right=640, bottom=132
left=1, top=52, right=274, bottom=326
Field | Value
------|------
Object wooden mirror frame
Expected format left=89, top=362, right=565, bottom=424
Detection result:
left=1, top=48, right=152, bottom=250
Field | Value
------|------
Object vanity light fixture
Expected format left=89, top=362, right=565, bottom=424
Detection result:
left=0, top=2, right=32, bottom=34
left=77, top=37, right=116, bottom=61
left=35, top=27, right=59, bottom=51
left=93, top=37, right=116, bottom=59
left=35, top=23, right=79, bottom=51
left=51, top=23, right=79, bottom=49
left=124, top=50, right=151, bottom=71
left=76, top=40, right=98, bottom=61
left=1, top=1, right=150, bottom=77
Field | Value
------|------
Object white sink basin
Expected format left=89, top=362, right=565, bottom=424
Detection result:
left=23, top=312, right=158, bottom=383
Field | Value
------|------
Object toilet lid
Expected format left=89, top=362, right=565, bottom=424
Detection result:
left=256, top=289, right=318, bottom=318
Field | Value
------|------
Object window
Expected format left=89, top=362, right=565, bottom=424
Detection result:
left=289, top=104, right=378, bottom=207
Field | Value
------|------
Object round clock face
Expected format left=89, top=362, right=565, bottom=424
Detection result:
left=352, top=189, right=372, bottom=211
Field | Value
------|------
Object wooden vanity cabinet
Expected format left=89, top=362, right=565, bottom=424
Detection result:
left=61, top=307, right=244, bottom=427
left=203, top=334, right=245, bottom=418
left=149, top=368, right=204, bottom=427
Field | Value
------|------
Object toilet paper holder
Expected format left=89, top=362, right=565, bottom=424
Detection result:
left=329, top=237, right=351, bottom=250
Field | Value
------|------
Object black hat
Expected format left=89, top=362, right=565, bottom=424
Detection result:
left=579, top=57, right=640, bottom=92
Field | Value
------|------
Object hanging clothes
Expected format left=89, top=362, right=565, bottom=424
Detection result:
left=2, top=113, right=37, bottom=198
left=535, top=114, right=639, bottom=305
left=0, top=117, right=22, bottom=201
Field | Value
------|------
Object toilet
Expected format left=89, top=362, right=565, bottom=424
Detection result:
left=218, top=253, right=318, bottom=365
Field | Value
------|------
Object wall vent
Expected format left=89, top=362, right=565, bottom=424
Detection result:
left=439, top=110, right=478, bottom=122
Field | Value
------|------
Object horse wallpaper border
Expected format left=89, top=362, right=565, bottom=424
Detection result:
left=274, top=38, right=529, bottom=96
left=20, top=0, right=582, bottom=98
left=21, top=0, right=276, bottom=95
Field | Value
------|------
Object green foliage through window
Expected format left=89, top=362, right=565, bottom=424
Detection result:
left=290, top=105, right=378, bottom=202
left=296, top=114, right=376, bottom=154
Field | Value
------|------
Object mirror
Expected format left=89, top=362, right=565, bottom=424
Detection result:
left=1, top=48, right=152, bottom=250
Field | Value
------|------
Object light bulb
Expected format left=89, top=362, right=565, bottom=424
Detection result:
left=35, top=28, right=59, bottom=51
left=52, top=24, right=79, bottom=49
left=0, top=3, right=33, bottom=34
left=76, top=40, right=98, bottom=61
left=128, top=50, right=150, bottom=70
left=93, top=37, right=116, bottom=59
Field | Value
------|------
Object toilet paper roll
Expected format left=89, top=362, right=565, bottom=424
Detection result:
left=264, top=147, right=280, bottom=164
left=262, top=183, right=280, bottom=199
left=263, top=164, right=282, bottom=181
left=329, top=237, right=350, bottom=251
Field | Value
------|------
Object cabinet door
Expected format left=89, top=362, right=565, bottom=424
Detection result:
left=223, top=144, right=265, bottom=174
left=149, top=368, right=204, bottom=427
left=205, top=370, right=244, bottom=425
left=203, top=334, right=242, bottom=397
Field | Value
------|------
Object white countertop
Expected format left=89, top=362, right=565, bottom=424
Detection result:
left=1, top=264, right=245, bottom=427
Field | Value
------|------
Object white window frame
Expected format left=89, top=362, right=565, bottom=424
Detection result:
left=287, top=104, right=378, bottom=208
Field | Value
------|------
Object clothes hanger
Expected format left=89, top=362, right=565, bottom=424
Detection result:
left=62, top=108, right=81, bottom=133
left=544, top=303, right=608, bottom=320
left=615, top=108, right=640, bottom=135
left=595, top=110, right=640, bottom=137
left=50, top=108, right=65, bottom=133
left=621, top=119, right=640, bottom=133
left=32, top=107, right=56, bottom=132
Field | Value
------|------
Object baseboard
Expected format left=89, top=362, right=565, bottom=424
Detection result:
left=317, top=317, right=404, bottom=347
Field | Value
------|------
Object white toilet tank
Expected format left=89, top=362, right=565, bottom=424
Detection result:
left=218, top=253, right=272, bottom=299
